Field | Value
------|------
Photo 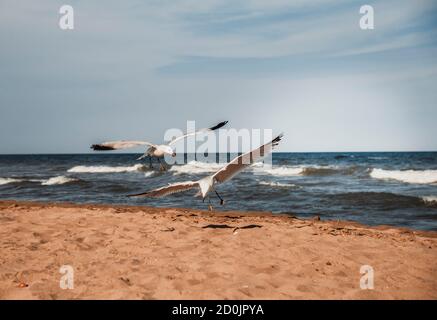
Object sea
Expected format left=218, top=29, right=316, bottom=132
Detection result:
left=0, top=152, right=436, bottom=231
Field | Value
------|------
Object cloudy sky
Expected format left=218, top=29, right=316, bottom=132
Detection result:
left=0, top=0, right=436, bottom=153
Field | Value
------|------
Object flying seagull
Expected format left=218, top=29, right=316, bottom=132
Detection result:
left=91, top=121, right=228, bottom=170
left=127, top=134, right=283, bottom=210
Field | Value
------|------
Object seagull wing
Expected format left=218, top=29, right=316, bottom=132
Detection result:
left=212, top=134, right=283, bottom=184
left=168, top=121, right=228, bottom=145
left=91, top=140, right=155, bottom=151
left=127, top=181, right=199, bottom=198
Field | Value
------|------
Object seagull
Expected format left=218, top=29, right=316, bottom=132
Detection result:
left=91, top=121, right=228, bottom=170
left=127, top=134, right=283, bottom=210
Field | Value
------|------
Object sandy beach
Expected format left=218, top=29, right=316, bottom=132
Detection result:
left=0, top=200, right=436, bottom=300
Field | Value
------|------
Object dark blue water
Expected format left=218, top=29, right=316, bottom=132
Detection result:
left=0, top=152, right=436, bottom=230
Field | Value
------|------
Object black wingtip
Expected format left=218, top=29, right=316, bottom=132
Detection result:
left=91, top=144, right=115, bottom=151
left=209, top=120, right=228, bottom=131
left=271, top=133, right=283, bottom=146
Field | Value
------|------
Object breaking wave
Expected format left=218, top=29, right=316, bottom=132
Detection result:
left=170, top=161, right=305, bottom=177
left=68, top=164, right=146, bottom=173
left=255, top=166, right=303, bottom=176
left=370, top=168, right=437, bottom=184
left=422, top=196, right=437, bottom=205
left=301, top=166, right=353, bottom=176
left=144, top=171, right=156, bottom=178
left=41, top=176, right=78, bottom=186
left=169, top=161, right=358, bottom=177
left=258, top=181, right=299, bottom=188
left=0, top=177, right=23, bottom=185
left=0, top=176, right=78, bottom=186
left=254, top=165, right=354, bottom=177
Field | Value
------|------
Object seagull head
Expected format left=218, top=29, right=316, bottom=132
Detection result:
left=162, top=145, right=176, bottom=157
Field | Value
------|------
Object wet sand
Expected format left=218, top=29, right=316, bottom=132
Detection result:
left=0, top=200, right=436, bottom=299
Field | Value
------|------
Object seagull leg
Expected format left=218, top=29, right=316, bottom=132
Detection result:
left=214, top=190, right=225, bottom=205
left=148, top=156, right=153, bottom=169
left=157, top=158, right=167, bottom=171
left=208, top=196, right=213, bottom=211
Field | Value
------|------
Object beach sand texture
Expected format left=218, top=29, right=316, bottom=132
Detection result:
left=0, top=200, right=436, bottom=299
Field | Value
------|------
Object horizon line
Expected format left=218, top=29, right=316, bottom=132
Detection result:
left=0, top=150, right=436, bottom=156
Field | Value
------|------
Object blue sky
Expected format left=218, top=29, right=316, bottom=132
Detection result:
left=0, top=0, right=436, bottom=153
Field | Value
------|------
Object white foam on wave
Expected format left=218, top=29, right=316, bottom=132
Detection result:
left=0, top=177, right=23, bottom=185
left=68, top=164, right=146, bottom=173
left=41, top=176, right=78, bottom=186
left=255, top=166, right=304, bottom=176
left=253, top=164, right=340, bottom=176
left=169, top=161, right=342, bottom=177
left=0, top=176, right=78, bottom=186
left=422, top=196, right=437, bottom=204
left=144, top=171, right=156, bottom=178
left=370, top=168, right=437, bottom=184
left=170, top=161, right=307, bottom=176
left=169, top=161, right=225, bottom=175
left=258, top=181, right=299, bottom=188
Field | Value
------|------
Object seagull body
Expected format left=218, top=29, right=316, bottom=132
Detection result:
left=128, top=134, right=283, bottom=209
left=91, top=121, right=228, bottom=170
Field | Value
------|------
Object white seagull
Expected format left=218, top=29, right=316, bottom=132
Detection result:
left=127, top=134, right=283, bottom=210
left=91, top=121, right=228, bottom=170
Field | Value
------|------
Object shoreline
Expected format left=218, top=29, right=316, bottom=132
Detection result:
left=0, top=200, right=436, bottom=299
left=1, top=199, right=436, bottom=235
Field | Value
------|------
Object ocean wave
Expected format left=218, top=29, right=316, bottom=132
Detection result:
left=258, top=181, right=299, bottom=188
left=169, top=161, right=305, bottom=177
left=370, top=168, right=437, bottom=184
left=41, top=176, right=78, bottom=186
left=67, top=164, right=146, bottom=173
left=254, top=165, right=354, bottom=177
left=0, top=177, right=23, bottom=185
left=301, top=167, right=341, bottom=176
left=331, top=191, right=427, bottom=209
left=422, top=196, right=437, bottom=205
left=334, top=155, right=349, bottom=159
left=169, top=161, right=357, bottom=177
left=144, top=171, right=156, bottom=178
left=255, top=166, right=304, bottom=176
left=0, top=176, right=78, bottom=186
